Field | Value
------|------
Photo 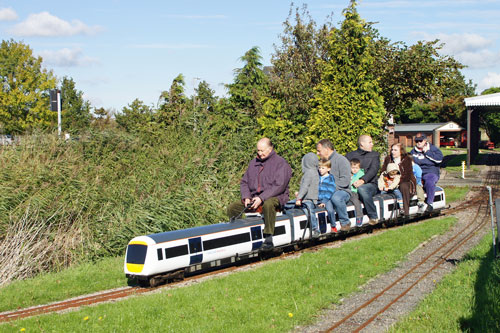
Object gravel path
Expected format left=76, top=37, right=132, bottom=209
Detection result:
left=293, top=188, right=492, bottom=333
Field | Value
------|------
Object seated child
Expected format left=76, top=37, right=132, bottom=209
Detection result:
left=317, top=160, right=336, bottom=229
left=412, top=162, right=426, bottom=214
left=349, top=159, right=365, bottom=227
left=378, top=162, right=403, bottom=213
left=295, top=152, right=320, bottom=237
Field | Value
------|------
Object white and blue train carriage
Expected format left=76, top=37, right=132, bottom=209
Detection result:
left=124, top=187, right=446, bottom=286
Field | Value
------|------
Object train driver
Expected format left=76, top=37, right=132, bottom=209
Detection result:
left=226, top=138, right=292, bottom=250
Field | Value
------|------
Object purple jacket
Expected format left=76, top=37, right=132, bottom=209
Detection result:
left=240, top=150, right=292, bottom=207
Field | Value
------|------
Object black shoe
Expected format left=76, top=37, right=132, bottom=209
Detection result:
left=261, top=242, right=274, bottom=250
left=261, top=234, right=274, bottom=250
left=425, top=204, right=433, bottom=213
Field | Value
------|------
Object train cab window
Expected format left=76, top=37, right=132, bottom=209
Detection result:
left=157, top=248, right=163, bottom=261
left=126, top=244, right=147, bottom=265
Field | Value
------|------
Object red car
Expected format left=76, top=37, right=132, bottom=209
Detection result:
left=440, top=137, right=457, bottom=147
left=480, top=140, right=495, bottom=150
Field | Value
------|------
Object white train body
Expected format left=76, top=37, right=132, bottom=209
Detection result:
left=125, top=188, right=446, bottom=280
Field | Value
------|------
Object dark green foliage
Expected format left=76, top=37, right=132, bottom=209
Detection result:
left=115, top=98, right=154, bottom=133
left=372, top=38, right=473, bottom=123
left=227, top=46, right=269, bottom=119
left=479, top=87, right=500, bottom=144
left=305, top=1, right=385, bottom=154
left=402, top=96, right=468, bottom=127
left=156, top=74, right=188, bottom=126
left=60, top=76, right=92, bottom=134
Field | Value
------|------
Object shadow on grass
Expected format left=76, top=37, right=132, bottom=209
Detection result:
left=459, top=247, right=500, bottom=332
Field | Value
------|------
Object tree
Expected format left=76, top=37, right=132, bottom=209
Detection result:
left=115, top=99, right=154, bottom=132
left=226, top=46, right=269, bottom=118
left=258, top=5, right=332, bottom=154
left=305, top=0, right=385, bottom=154
left=402, top=96, right=468, bottom=126
left=156, top=74, right=187, bottom=126
left=0, top=39, right=56, bottom=134
left=371, top=37, right=473, bottom=123
left=60, top=76, right=91, bottom=134
left=185, top=80, right=217, bottom=134
left=479, top=87, right=500, bottom=144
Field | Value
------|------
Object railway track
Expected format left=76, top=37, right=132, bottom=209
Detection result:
left=1, top=166, right=496, bottom=324
left=319, top=166, right=499, bottom=332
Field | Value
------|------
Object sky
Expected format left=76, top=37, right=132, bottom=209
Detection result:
left=1, top=0, right=500, bottom=113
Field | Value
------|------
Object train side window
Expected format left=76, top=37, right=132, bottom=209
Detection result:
left=189, top=237, right=203, bottom=254
left=157, top=248, right=163, bottom=261
left=165, top=245, right=189, bottom=259
left=250, top=226, right=262, bottom=240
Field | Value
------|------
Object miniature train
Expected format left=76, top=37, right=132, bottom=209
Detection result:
left=124, top=188, right=446, bottom=286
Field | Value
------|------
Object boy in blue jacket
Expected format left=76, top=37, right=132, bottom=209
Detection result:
left=317, top=160, right=336, bottom=230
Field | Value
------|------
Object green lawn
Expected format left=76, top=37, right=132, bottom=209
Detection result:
left=391, top=234, right=500, bottom=332
left=1, top=217, right=456, bottom=332
left=444, top=186, right=470, bottom=204
left=0, top=257, right=127, bottom=313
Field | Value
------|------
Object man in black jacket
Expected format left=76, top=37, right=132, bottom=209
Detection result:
left=346, top=135, right=380, bottom=225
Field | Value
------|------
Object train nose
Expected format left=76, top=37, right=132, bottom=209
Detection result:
left=125, top=241, right=148, bottom=273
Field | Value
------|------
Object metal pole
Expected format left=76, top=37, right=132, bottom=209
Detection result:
left=496, top=198, right=500, bottom=258
left=57, top=89, right=61, bottom=136
left=467, top=107, right=472, bottom=169
left=487, top=186, right=496, bottom=257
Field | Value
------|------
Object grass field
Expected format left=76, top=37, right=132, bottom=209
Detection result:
left=0, top=217, right=456, bottom=332
left=0, top=186, right=469, bottom=315
left=391, top=233, right=500, bottom=332
left=0, top=257, right=126, bottom=313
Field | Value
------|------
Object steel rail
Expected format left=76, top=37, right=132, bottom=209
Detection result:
left=324, top=165, right=498, bottom=332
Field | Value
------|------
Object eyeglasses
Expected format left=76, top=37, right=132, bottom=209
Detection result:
left=415, top=139, right=423, bottom=143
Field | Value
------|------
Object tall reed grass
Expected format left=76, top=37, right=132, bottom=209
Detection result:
left=0, top=121, right=257, bottom=283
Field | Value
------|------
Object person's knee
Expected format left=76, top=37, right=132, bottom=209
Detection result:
left=262, top=198, right=279, bottom=212
left=357, top=185, right=368, bottom=198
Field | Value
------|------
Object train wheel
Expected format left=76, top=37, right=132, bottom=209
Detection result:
left=149, top=277, right=163, bottom=288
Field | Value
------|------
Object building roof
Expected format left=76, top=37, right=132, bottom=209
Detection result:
left=464, top=92, right=500, bottom=107
left=394, top=122, right=463, bottom=133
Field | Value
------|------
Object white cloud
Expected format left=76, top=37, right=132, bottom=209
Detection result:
left=9, top=11, right=103, bottom=37
left=454, top=49, right=500, bottom=69
left=38, top=48, right=99, bottom=67
left=433, top=33, right=492, bottom=53
left=418, top=32, right=500, bottom=69
left=0, top=7, right=18, bottom=21
left=478, top=72, right=500, bottom=91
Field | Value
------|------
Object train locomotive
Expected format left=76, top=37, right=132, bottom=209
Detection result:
left=124, top=188, right=446, bottom=287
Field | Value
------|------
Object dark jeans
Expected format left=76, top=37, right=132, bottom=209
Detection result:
left=227, top=197, right=281, bottom=234
left=423, top=173, right=439, bottom=204
left=357, top=183, right=378, bottom=219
